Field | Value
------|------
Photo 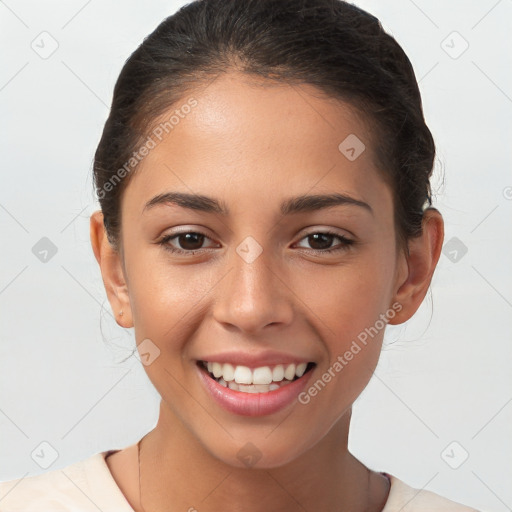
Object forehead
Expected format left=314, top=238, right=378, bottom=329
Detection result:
left=122, top=72, right=390, bottom=215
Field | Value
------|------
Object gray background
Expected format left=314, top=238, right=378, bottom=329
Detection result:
left=1, top=0, right=511, bottom=510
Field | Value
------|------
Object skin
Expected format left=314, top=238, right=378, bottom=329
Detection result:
left=90, top=71, right=444, bottom=512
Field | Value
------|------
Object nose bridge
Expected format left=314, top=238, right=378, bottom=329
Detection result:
left=213, top=235, right=293, bottom=333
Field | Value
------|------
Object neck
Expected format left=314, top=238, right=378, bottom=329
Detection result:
left=137, top=400, right=389, bottom=512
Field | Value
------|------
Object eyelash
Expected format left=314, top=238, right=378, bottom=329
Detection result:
left=157, top=230, right=354, bottom=256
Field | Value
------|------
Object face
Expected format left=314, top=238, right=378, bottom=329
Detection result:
left=110, top=72, right=408, bottom=467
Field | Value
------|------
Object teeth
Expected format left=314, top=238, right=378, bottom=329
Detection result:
left=222, top=363, right=235, bottom=382
left=238, top=384, right=259, bottom=393
left=272, top=365, right=284, bottom=382
left=284, top=364, right=296, bottom=381
left=253, top=366, right=273, bottom=385
left=225, top=381, right=292, bottom=393
left=295, top=362, right=307, bottom=378
left=234, top=365, right=253, bottom=384
left=212, top=362, right=223, bottom=378
left=203, top=361, right=312, bottom=387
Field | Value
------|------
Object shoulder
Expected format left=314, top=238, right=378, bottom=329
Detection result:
left=383, top=473, right=480, bottom=512
left=0, top=449, right=134, bottom=511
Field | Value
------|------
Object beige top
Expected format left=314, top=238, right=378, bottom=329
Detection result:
left=0, top=444, right=479, bottom=511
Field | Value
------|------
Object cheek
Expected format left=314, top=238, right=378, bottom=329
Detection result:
left=124, top=261, right=213, bottom=412
left=292, top=249, right=395, bottom=413
left=301, top=277, right=388, bottom=404
left=293, top=263, right=393, bottom=435
left=298, top=251, right=395, bottom=349
left=125, top=250, right=217, bottom=352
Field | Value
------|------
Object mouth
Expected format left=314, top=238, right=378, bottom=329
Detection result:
left=197, top=360, right=316, bottom=394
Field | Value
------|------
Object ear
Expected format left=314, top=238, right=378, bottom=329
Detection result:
left=388, top=208, right=444, bottom=325
left=90, top=210, right=133, bottom=328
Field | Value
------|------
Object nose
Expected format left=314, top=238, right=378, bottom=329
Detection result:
left=212, top=240, right=294, bottom=334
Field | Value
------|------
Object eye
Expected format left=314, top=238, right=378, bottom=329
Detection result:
left=158, top=229, right=354, bottom=256
left=295, top=230, right=354, bottom=254
left=158, top=231, right=218, bottom=255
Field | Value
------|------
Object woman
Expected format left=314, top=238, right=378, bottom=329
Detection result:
left=0, top=0, right=480, bottom=510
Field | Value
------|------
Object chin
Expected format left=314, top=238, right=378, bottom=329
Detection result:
left=203, top=433, right=313, bottom=470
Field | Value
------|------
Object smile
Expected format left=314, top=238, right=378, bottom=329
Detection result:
left=199, top=361, right=314, bottom=393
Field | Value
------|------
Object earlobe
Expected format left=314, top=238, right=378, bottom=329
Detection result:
left=388, top=209, right=444, bottom=325
left=89, top=210, right=133, bottom=328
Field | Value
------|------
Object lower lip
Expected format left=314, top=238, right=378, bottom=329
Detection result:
left=196, top=363, right=314, bottom=417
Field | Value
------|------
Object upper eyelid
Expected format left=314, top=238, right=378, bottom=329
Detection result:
left=162, top=228, right=352, bottom=248
left=295, top=225, right=353, bottom=239
left=163, top=227, right=351, bottom=238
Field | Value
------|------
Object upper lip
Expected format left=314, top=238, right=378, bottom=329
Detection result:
left=196, top=350, right=315, bottom=368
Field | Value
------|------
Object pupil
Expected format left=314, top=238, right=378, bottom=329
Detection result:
left=179, top=233, right=204, bottom=250
left=309, top=233, right=333, bottom=250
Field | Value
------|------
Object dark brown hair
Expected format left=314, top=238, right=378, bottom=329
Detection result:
left=93, top=0, right=436, bottom=253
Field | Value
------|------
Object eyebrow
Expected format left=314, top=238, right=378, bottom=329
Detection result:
left=142, top=191, right=373, bottom=216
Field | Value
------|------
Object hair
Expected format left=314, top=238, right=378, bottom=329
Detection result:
left=93, top=0, right=436, bottom=254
